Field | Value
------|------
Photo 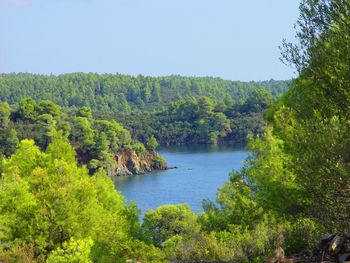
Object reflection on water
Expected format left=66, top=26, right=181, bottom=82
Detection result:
left=113, top=144, right=248, bottom=214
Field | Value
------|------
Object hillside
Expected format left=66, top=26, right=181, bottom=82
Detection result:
left=0, top=73, right=288, bottom=113
left=0, top=99, right=166, bottom=176
left=0, top=74, right=289, bottom=145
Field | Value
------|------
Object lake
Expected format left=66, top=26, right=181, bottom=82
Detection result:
left=113, top=144, right=248, bottom=214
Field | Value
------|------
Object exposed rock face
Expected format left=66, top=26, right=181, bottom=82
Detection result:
left=113, top=150, right=167, bottom=176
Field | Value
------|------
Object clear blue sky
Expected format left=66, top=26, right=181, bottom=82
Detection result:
left=0, top=0, right=300, bottom=81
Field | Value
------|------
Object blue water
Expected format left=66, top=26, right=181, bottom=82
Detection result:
left=113, top=144, right=248, bottom=214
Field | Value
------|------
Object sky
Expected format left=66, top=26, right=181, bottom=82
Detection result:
left=0, top=0, right=300, bottom=81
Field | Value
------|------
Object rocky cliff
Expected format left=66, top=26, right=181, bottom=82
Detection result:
left=113, top=150, right=167, bottom=176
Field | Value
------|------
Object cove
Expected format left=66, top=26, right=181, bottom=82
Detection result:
left=113, top=144, right=249, bottom=214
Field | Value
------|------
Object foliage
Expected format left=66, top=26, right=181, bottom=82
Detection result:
left=3, top=0, right=349, bottom=261
left=0, top=99, right=149, bottom=176
left=0, top=74, right=287, bottom=145
left=0, top=74, right=288, bottom=113
left=133, top=142, right=146, bottom=155
left=0, top=134, right=163, bottom=262
left=146, top=135, right=158, bottom=151
left=117, top=92, right=273, bottom=145
left=181, top=1, right=350, bottom=262
left=142, top=204, right=201, bottom=247
left=46, top=238, right=94, bottom=263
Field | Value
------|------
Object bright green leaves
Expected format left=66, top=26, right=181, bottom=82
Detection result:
left=46, top=131, right=76, bottom=164
left=246, top=128, right=302, bottom=215
left=0, top=134, right=152, bottom=261
left=16, top=98, right=38, bottom=121
left=142, top=204, right=200, bottom=247
left=146, top=136, right=158, bottom=151
left=46, top=238, right=94, bottom=263
left=2, top=139, right=45, bottom=178
left=71, top=117, right=95, bottom=153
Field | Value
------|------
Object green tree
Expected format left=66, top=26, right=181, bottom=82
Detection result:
left=151, top=81, right=162, bottom=102
left=0, top=102, right=11, bottom=129
left=134, top=142, right=146, bottom=155
left=36, top=114, right=56, bottom=148
left=223, top=94, right=234, bottom=109
left=146, top=136, right=158, bottom=151
left=77, top=106, right=92, bottom=119
left=1, top=129, right=19, bottom=157
left=141, top=82, right=151, bottom=103
left=244, top=89, right=273, bottom=112
left=142, top=204, right=200, bottom=247
left=198, top=96, right=214, bottom=116
left=46, top=238, right=93, bottom=263
left=0, top=135, right=161, bottom=262
left=16, top=98, right=38, bottom=121
left=38, top=100, right=61, bottom=118
left=71, top=117, right=94, bottom=153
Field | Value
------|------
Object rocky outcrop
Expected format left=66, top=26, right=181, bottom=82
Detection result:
left=113, top=150, right=167, bottom=176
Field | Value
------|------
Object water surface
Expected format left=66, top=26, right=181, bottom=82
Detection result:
left=113, top=144, right=248, bottom=214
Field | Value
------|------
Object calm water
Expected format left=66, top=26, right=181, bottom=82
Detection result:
left=113, top=144, right=248, bottom=214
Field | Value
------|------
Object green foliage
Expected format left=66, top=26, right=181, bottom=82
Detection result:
left=276, top=0, right=350, bottom=231
left=0, top=74, right=288, bottom=114
left=243, top=89, right=273, bottom=112
left=38, top=100, right=61, bottom=118
left=4, top=1, right=347, bottom=261
left=119, top=92, right=271, bottom=145
left=36, top=113, right=56, bottom=148
left=162, top=214, right=295, bottom=262
left=142, top=204, right=201, bottom=247
left=189, top=2, right=350, bottom=262
left=0, top=74, right=287, bottom=145
left=0, top=98, right=153, bottom=176
left=46, top=238, right=93, bottom=263
left=71, top=116, right=95, bottom=153
left=133, top=142, right=146, bottom=155
left=0, top=135, right=163, bottom=262
left=16, top=98, right=38, bottom=121
left=1, top=129, right=19, bottom=157
left=154, top=155, right=166, bottom=166
left=146, top=136, right=158, bottom=151
left=77, top=106, right=92, bottom=119
left=283, top=218, right=325, bottom=253
left=0, top=102, right=11, bottom=129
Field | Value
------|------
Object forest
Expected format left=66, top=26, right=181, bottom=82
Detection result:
left=0, top=98, right=165, bottom=177
left=0, top=74, right=287, bottom=145
left=1, top=0, right=350, bottom=262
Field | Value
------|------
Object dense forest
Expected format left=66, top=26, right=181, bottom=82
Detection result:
left=1, top=0, right=349, bottom=262
left=0, top=99, right=165, bottom=177
left=115, top=89, right=274, bottom=145
left=0, top=74, right=287, bottom=145
left=0, top=74, right=287, bottom=113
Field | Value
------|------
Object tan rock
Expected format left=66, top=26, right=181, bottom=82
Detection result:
left=114, top=150, right=167, bottom=176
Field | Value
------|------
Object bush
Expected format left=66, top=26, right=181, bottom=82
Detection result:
left=146, top=136, right=158, bottom=151
left=142, top=204, right=200, bottom=247
left=133, top=142, right=146, bottom=155
left=284, top=218, right=325, bottom=253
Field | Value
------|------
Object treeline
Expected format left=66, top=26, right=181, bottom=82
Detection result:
left=0, top=73, right=288, bottom=113
left=115, top=89, right=273, bottom=145
left=0, top=98, right=163, bottom=176
left=0, top=73, right=286, bottom=145
left=0, top=73, right=288, bottom=145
